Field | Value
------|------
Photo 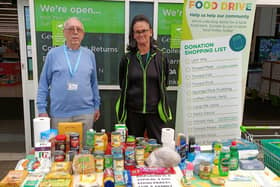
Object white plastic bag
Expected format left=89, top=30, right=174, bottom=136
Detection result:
left=145, top=147, right=181, bottom=168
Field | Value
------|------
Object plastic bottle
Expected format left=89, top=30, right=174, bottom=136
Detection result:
left=101, top=129, right=108, bottom=152
left=182, top=162, right=194, bottom=186
left=86, top=129, right=95, bottom=152
left=229, top=141, right=239, bottom=170
left=218, top=146, right=230, bottom=176
left=213, top=140, right=222, bottom=165
left=187, top=136, right=195, bottom=162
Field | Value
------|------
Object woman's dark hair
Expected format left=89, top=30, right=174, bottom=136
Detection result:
left=127, top=14, right=157, bottom=52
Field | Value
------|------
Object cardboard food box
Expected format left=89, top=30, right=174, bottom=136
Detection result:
left=58, top=122, right=83, bottom=147
left=0, top=170, right=28, bottom=187
left=35, top=142, right=52, bottom=161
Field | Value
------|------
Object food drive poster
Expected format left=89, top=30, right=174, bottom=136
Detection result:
left=176, top=0, right=256, bottom=144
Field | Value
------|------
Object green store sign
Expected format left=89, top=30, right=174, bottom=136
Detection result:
left=35, top=0, right=125, bottom=33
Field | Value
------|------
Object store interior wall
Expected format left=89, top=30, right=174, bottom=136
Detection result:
left=245, top=6, right=280, bottom=140
left=0, top=1, right=25, bottom=154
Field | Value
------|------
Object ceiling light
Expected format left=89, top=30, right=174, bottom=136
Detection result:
left=0, top=0, right=12, bottom=5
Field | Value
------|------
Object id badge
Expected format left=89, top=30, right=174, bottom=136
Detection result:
left=67, top=82, right=78, bottom=91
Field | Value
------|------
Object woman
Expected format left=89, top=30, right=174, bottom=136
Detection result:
left=116, top=15, right=172, bottom=143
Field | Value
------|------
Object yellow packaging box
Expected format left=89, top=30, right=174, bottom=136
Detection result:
left=58, top=122, right=83, bottom=148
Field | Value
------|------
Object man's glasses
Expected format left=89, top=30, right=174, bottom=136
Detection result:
left=65, top=26, right=84, bottom=33
left=133, top=29, right=150, bottom=35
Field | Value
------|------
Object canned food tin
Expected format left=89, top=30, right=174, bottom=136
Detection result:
left=125, top=147, right=136, bottom=165
left=136, top=137, right=145, bottom=145
left=54, top=150, right=65, bottom=162
left=66, top=150, right=75, bottom=161
left=148, top=138, right=157, bottom=144
left=80, top=149, right=90, bottom=154
left=94, top=150, right=105, bottom=157
left=135, top=146, right=145, bottom=165
left=82, top=145, right=90, bottom=151
left=95, top=155, right=104, bottom=172
left=104, top=154, right=113, bottom=169
left=94, top=132, right=105, bottom=151
left=113, top=157, right=124, bottom=171
left=111, top=147, right=123, bottom=158
left=70, top=132, right=80, bottom=153
left=111, top=131, right=122, bottom=147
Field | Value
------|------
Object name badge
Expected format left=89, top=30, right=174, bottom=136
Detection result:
left=67, top=83, right=78, bottom=91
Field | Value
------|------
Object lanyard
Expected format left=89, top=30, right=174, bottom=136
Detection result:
left=64, top=45, right=82, bottom=77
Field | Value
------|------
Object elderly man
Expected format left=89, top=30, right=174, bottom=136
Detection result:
left=36, top=17, right=100, bottom=144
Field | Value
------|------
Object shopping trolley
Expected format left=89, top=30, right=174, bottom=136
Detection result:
left=240, top=125, right=280, bottom=176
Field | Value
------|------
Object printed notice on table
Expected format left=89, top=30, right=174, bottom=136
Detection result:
left=132, top=174, right=181, bottom=187
left=180, top=36, right=242, bottom=145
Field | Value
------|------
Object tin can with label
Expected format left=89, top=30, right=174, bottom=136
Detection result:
left=70, top=132, right=80, bottom=153
left=148, top=138, right=157, bottom=144
left=125, top=147, right=136, bottom=169
left=94, top=150, right=105, bottom=157
left=95, top=155, right=104, bottom=172
left=135, top=146, right=145, bottom=166
left=54, top=150, right=65, bottom=162
left=113, top=157, right=124, bottom=171
left=111, top=147, right=123, bottom=158
left=66, top=150, right=75, bottom=161
left=136, top=137, right=145, bottom=145
left=94, top=132, right=105, bottom=151
left=125, top=147, right=135, bottom=164
left=111, top=131, right=122, bottom=147
left=104, top=154, right=113, bottom=169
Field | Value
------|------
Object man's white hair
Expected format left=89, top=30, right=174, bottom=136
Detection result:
left=63, top=17, right=84, bottom=30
